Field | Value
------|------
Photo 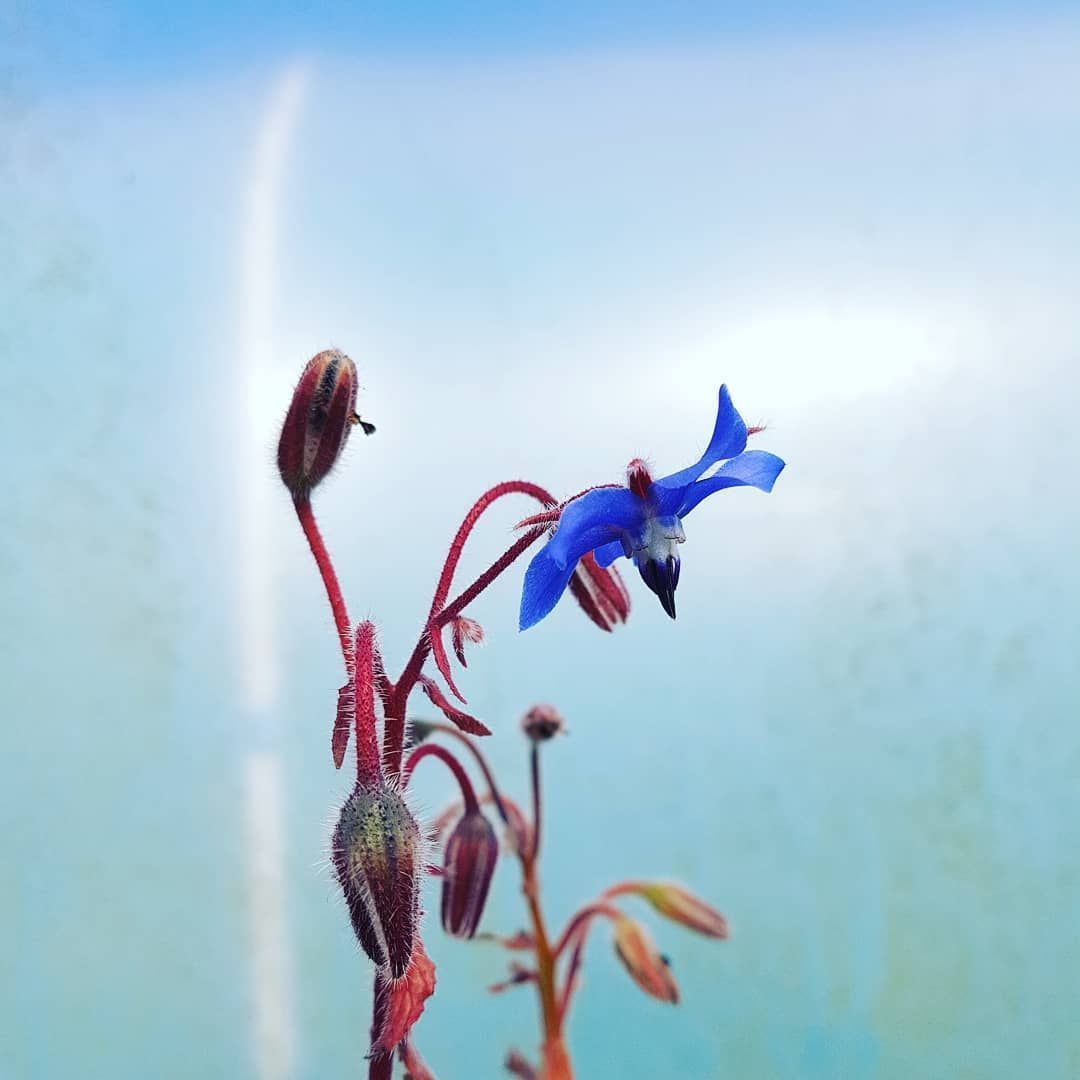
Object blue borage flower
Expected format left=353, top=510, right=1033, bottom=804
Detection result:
left=519, top=386, right=784, bottom=629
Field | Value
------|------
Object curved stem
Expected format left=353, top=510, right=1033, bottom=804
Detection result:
left=404, top=743, right=479, bottom=813
left=551, top=903, right=620, bottom=959
left=385, top=525, right=548, bottom=778
left=421, top=722, right=513, bottom=827
left=428, top=481, right=555, bottom=620
left=293, top=496, right=351, bottom=670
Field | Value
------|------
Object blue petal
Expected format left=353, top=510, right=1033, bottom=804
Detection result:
left=593, top=540, right=626, bottom=568
left=545, top=487, right=643, bottom=569
left=520, top=549, right=579, bottom=630
left=652, top=385, right=748, bottom=514
left=675, top=450, right=786, bottom=517
left=520, top=487, right=644, bottom=630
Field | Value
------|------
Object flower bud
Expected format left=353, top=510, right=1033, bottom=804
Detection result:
left=612, top=915, right=680, bottom=1004
left=568, top=552, right=631, bottom=632
left=277, top=349, right=366, bottom=500
left=521, top=703, right=564, bottom=742
left=441, top=808, right=499, bottom=939
left=332, top=782, right=421, bottom=978
left=622, top=882, right=729, bottom=939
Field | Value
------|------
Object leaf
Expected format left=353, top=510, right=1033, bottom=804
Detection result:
left=418, top=675, right=491, bottom=737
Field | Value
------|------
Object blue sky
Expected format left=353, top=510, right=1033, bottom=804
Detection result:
left=4, top=1, right=1076, bottom=88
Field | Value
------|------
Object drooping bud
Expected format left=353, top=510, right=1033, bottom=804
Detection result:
left=332, top=782, right=421, bottom=978
left=568, top=551, right=631, bottom=631
left=277, top=349, right=369, bottom=500
left=612, top=915, right=680, bottom=1004
left=521, top=703, right=564, bottom=742
left=615, top=882, right=729, bottom=939
left=441, top=808, right=499, bottom=939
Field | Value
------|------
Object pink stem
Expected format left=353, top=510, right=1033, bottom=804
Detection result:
left=554, top=904, right=620, bottom=1026
left=551, top=903, right=620, bottom=959
left=404, top=743, right=480, bottom=813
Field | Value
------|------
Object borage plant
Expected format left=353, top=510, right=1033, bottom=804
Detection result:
left=277, top=349, right=784, bottom=1078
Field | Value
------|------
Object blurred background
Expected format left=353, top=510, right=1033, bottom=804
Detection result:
left=3, top=3, right=1079, bottom=1077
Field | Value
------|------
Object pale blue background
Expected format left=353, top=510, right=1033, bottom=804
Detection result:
left=3, top=3, right=1079, bottom=1078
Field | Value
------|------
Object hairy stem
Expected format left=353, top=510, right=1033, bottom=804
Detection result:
left=293, top=496, right=351, bottom=670
left=422, top=723, right=513, bottom=827
left=404, top=743, right=480, bottom=813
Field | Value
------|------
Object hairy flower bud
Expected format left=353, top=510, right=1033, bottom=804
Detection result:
left=521, top=703, right=564, bottom=742
left=277, top=349, right=369, bottom=500
left=621, top=881, right=729, bottom=939
left=612, top=915, right=680, bottom=1004
left=332, top=782, right=421, bottom=978
left=441, top=809, right=499, bottom=939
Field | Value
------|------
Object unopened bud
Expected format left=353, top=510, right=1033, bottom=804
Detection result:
left=612, top=915, right=680, bottom=1004
left=568, top=552, right=631, bottom=632
left=332, top=782, right=421, bottom=978
left=277, top=349, right=368, bottom=500
left=521, top=704, right=564, bottom=742
left=623, top=882, right=729, bottom=939
left=441, top=809, right=499, bottom=939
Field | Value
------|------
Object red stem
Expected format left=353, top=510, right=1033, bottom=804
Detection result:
left=427, top=481, right=556, bottom=620
left=421, top=723, right=513, bottom=827
left=294, top=496, right=351, bottom=670
left=404, top=743, right=480, bottom=813
left=384, top=525, right=548, bottom=778
left=352, top=622, right=384, bottom=788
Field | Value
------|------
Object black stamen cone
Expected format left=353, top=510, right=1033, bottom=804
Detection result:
left=638, top=556, right=678, bottom=619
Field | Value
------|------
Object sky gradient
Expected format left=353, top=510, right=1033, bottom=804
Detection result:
left=3, top=5, right=1079, bottom=1078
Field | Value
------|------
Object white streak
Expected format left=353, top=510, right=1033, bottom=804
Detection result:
left=245, top=752, right=294, bottom=1080
left=239, top=63, right=308, bottom=713
left=238, top=63, right=308, bottom=1080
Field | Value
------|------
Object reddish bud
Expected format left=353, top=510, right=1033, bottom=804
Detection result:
left=277, top=349, right=367, bottom=500
left=612, top=915, right=680, bottom=1004
left=441, top=809, right=499, bottom=939
left=614, top=882, right=729, bottom=939
left=568, top=551, right=631, bottom=632
left=521, top=703, right=564, bottom=742
left=450, top=616, right=485, bottom=667
left=332, top=782, right=421, bottom=978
